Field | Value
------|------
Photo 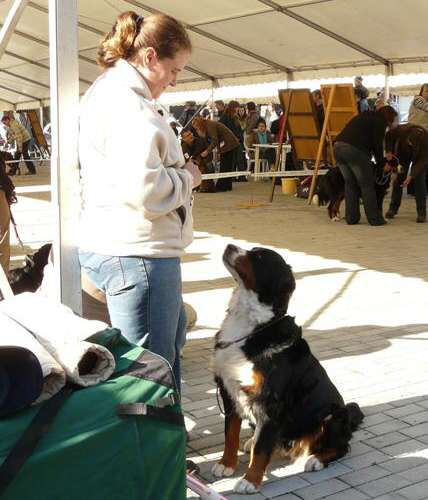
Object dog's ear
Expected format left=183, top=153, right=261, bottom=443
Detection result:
left=272, top=264, right=295, bottom=313
left=280, top=315, right=302, bottom=340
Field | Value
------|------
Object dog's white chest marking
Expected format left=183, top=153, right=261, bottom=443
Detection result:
left=214, top=287, right=273, bottom=420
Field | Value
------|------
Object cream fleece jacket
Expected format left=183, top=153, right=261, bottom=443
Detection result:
left=79, top=59, right=193, bottom=257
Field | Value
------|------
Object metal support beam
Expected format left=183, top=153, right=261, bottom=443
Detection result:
left=4, top=49, right=93, bottom=86
left=192, top=0, right=336, bottom=27
left=122, top=0, right=293, bottom=75
left=0, top=98, right=15, bottom=108
left=49, top=0, right=81, bottom=313
left=258, top=0, right=390, bottom=66
left=0, top=0, right=29, bottom=61
left=384, top=63, right=393, bottom=101
left=0, top=22, right=100, bottom=67
left=0, top=83, right=39, bottom=100
left=28, top=0, right=217, bottom=82
left=0, top=69, right=50, bottom=89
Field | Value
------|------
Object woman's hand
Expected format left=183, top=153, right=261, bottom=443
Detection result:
left=200, top=150, right=208, bottom=158
left=184, top=160, right=202, bottom=188
left=401, top=176, right=412, bottom=187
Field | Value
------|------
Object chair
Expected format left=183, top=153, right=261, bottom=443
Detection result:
left=244, top=145, right=269, bottom=179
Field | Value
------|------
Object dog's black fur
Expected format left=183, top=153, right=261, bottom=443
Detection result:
left=7, top=243, right=52, bottom=295
left=317, top=164, right=392, bottom=220
left=213, top=245, right=364, bottom=493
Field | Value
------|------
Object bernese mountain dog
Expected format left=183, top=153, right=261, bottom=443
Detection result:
left=315, top=160, right=399, bottom=221
left=212, top=245, right=364, bottom=494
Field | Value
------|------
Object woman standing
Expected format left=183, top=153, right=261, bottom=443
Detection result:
left=78, top=11, right=201, bottom=391
left=220, top=101, right=246, bottom=179
left=334, top=106, right=397, bottom=226
left=408, top=83, right=428, bottom=130
left=192, top=116, right=239, bottom=192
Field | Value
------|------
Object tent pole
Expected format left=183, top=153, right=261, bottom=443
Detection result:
left=48, top=0, right=81, bottom=313
left=0, top=0, right=29, bottom=61
left=384, top=63, right=392, bottom=102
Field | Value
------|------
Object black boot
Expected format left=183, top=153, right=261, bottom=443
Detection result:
left=385, top=208, right=397, bottom=219
left=416, top=213, right=426, bottom=223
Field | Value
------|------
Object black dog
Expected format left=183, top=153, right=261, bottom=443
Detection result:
left=316, top=163, right=393, bottom=220
left=7, top=243, right=52, bottom=295
left=213, top=245, right=364, bottom=494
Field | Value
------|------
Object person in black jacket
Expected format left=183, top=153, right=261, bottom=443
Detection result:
left=334, top=106, right=398, bottom=226
left=181, top=129, right=215, bottom=193
left=384, top=123, right=428, bottom=223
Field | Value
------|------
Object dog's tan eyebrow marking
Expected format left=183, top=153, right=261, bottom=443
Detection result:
left=236, top=255, right=257, bottom=291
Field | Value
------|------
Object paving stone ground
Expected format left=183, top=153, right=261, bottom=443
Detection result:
left=10, top=168, right=428, bottom=499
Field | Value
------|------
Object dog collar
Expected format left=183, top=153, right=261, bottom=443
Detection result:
left=215, top=312, right=291, bottom=350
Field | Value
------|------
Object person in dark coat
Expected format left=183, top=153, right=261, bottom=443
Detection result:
left=192, top=116, right=239, bottom=192
left=384, top=123, right=428, bottom=223
left=220, top=101, right=247, bottom=179
left=333, top=105, right=398, bottom=226
left=181, top=129, right=216, bottom=193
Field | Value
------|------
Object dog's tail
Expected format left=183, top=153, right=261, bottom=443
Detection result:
left=346, top=402, right=364, bottom=430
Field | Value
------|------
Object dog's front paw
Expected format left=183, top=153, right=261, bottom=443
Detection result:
left=211, top=462, right=235, bottom=478
left=243, top=436, right=254, bottom=453
left=304, top=455, right=324, bottom=472
left=234, top=477, right=260, bottom=494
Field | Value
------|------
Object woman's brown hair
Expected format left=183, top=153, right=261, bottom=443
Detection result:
left=223, top=100, right=240, bottom=119
left=97, top=11, right=191, bottom=69
left=192, top=116, right=208, bottom=132
left=418, top=83, right=428, bottom=96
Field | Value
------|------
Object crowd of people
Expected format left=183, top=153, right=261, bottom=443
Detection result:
left=174, top=99, right=282, bottom=192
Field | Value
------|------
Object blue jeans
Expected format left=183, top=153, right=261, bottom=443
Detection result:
left=78, top=252, right=187, bottom=392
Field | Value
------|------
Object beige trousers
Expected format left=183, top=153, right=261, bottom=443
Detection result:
left=0, top=191, right=10, bottom=275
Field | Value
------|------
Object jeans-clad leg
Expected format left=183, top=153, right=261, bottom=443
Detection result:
left=78, top=252, right=187, bottom=392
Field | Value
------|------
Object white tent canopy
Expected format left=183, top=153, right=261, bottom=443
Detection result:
left=1, top=0, right=428, bottom=109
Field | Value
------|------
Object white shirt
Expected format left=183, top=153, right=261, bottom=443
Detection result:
left=79, top=59, right=193, bottom=257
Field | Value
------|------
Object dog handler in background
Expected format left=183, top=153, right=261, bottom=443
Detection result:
left=78, top=11, right=201, bottom=392
left=334, top=106, right=398, bottom=226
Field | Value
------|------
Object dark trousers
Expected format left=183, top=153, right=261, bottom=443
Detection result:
left=216, top=148, right=237, bottom=191
left=261, top=147, right=276, bottom=166
left=11, top=140, right=36, bottom=174
left=334, top=142, right=382, bottom=225
left=389, top=167, right=427, bottom=216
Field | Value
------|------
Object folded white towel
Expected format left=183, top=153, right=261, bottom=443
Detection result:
left=0, top=293, right=115, bottom=388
